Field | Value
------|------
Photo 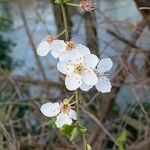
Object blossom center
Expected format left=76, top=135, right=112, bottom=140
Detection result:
left=66, top=41, right=76, bottom=51
left=74, top=64, right=85, bottom=74
left=60, top=99, right=71, bottom=113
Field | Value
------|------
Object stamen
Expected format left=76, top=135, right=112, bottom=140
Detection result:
left=74, top=64, right=85, bottom=74
left=70, top=101, right=76, bottom=105
left=68, top=95, right=74, bottom=102
left=66, top=41, right=76, bottom=51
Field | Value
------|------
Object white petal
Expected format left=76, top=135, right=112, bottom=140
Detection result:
left=50, top=40, right=66, bottom=55
left=57, top=61, right=74, bottom=75
left=59, top=51, right=71, bottom=62
left=97, top=58, right=113, bottom=73
left=75, top=44, right=90, bottom=57
left=37, top=41, right=51, bottom=57
left=67, top=50, right=84, bottom=64
left=51, top=50, right=59, bottom=58
left=81, top=69, right=98, bottom=85
left=65, top=73, right=82, bottom=91
left=83, top=54, right=99, bottom=69
left=55, top=113, right=72, bottom=128
left=95, top=76, right=112, bottom=93
left=40, top=102, right=60, bottom=117
left=80, top=82, right=93, bottom=91
left=68, top=109, right=77, bottom=120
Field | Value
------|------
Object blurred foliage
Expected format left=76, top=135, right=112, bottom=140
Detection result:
left=0, top=0, right=13, bottom=31
left=0, top=35, right=13, bottom=71
left=0, top=12, right=12, bottom=31
left=0, top=1, right=13, bottom=71
left=116, top=130, right=127, bottom=150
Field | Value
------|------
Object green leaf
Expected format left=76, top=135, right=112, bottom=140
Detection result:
left=78, top=125, right=87, bottom=133
left=116, top=130, right=127, bottom=150
left=116, top=130, right=127, bottom=144
left=60, top=124, right=75, bottom=138
left=49, top=118, right=56, bottom=128
left=60, top=125, right=87, bottom=141
left=86, top=144, right=92, bottom=150
left=118, top=145, right=125, bottom=150
left=70, top=127, right=79, bottom=141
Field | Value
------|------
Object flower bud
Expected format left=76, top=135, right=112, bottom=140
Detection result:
left=80, top=0, right=96, bottom=11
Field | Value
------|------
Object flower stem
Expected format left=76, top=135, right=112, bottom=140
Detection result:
left=61, top=4, right=69, bottom=41
left=75, top=90, right=80, bottom=123
left=75, top=90, right=87, bottom=150
left=82, top=133, right=87, bottom=150
left=56, top=29, right=66, bottom=38
left=66, top=3, right=80, bottom=7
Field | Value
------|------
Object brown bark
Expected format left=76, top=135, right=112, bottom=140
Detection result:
left=83, top=12, right=99, bottom=56
left=134, top=0, right=150, bottom=28
left=52, top=2, right=72, bottom=40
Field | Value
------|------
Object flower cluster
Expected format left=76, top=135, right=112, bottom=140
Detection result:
left=41, top=99, right=77, bottom=128
left=37, top=37, right=113, bottom=93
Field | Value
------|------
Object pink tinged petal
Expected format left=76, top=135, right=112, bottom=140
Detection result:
left=75, top=44, right=90, bottom=57
left=97, top=58, right=113, bottom=73
left=81, top=69, right=98, bottom=85
left=65, top=73, right=82, bottom=91
left=83, top=54, right=99, bottom=69
left=95, top=76, right=112, bottom=93
left=80, top=82, right=93, bottom=91
left=40, top=102, right=60, bottom=117
left=68, top=109, right=77, bottom=120
left=55, top=113, right=72, bottom=128
left=37, top=41, right=51, bottom=57
left=57, top=61, right=74, bottom=75
left=51, top=40, right=66, bottom=56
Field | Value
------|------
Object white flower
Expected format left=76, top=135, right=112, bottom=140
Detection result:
left=50, top=40, right=66, bottom=59
left=36, top=39, right=65, bottom=57
left=57, top=51, right=99, bottom=91
left=95, top=58, right=113, bottom=93
left=36, top=36, right=55, bottom=57
left=40, top=100, right=77, bottom=128
left=37, top=39, right=90, bottom=62
left=51, top=40, right=90, bottom=61
left=80, top=82, right=93, bottom=91
left=37, top=41, right=51, bottom=57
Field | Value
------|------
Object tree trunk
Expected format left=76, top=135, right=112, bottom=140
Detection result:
left=134, top=0, right=150, bottom=76
left=83, top=12, right=99, bottom=56
left=52, top=2, right=72, bottom=40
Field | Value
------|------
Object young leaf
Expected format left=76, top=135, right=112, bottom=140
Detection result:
left=86, top=144, right=92, bottom=150
left=116, top=130, right=127, bottom=150
left=49, top=118, right=56, bottom=128
left=70, top=127, right=79, bottom=141
left=60, top=124, right=75, bottom=138
left=118, top=145, right=125, bottom=150
left=78, top=125, right=87, bottom=133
